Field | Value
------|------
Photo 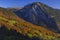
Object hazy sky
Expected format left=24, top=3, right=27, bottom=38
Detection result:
left=0, top=0, right=60, bottom=9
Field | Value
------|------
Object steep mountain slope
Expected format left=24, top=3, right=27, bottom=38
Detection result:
left=14, top=2, right=59, bottom=32
left=37, top=3, right=60, bottom=22
left=0, top=8, right=60, bottom=40
left=36, top=2, right=60, bottom=30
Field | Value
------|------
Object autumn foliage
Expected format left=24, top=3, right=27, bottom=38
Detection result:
left=0, top=8, right=60, bottom=39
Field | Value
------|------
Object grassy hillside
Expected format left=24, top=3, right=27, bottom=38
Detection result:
left=0, top=8, right=60, bottom=40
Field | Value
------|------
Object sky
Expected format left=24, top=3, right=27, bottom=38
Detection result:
left=0, top=0, right=60, bottom=9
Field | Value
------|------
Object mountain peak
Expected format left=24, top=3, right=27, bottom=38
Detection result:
left=14, top=2, right=59, bottom=32
left=24, top=2, right=42, bottom=7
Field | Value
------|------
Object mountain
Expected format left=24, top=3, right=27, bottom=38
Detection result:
left=0, top=7, right=60, bottom=40
left=13, top=2, right=59, bottom=32
left=38, top=4, right=60, bottom=22
left=34, top=2, right=60, bottom=29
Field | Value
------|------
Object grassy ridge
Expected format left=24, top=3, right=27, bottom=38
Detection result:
left=0, top=16, right=60, bottom=40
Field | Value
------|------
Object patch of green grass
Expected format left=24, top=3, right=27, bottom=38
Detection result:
left=0, top=16, right=17, bottom=25
left=0, top=17, right=8, bottom=22
left=8, top=20, right=17, bottom=25
left=27, top=33, right=33, bottom=38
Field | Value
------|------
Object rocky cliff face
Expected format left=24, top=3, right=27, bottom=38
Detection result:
left=14, top=2, right=59, bottom=32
